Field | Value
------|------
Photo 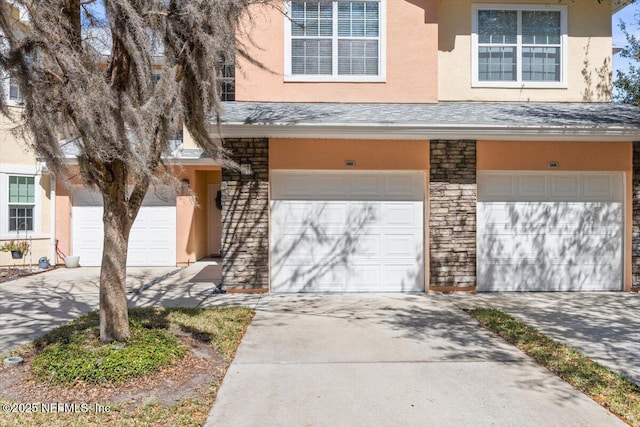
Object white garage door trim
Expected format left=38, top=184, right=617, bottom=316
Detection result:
left=477, top=171, right=624, bottom=292
left=71, top=188, right=177, bottom=267
left=270, top=170, right=425, bottom=293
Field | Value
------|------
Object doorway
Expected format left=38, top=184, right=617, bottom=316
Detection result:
left=208, top=184, right=222, bottom=256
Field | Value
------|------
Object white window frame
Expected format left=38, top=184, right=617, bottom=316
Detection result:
left=8, top=75, right=22, bottom=102
left=0, top=165, right=43, bottom=239
left=284, top=0, right=387, bottom=82
left=3, top=73, right=24, bottom=106
left=471, top=3, right=568, bottom=89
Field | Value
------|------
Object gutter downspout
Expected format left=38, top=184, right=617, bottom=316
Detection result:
left=49, top=173, right=56, bottom=265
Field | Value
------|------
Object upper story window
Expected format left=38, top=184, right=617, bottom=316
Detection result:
left=219, top=56, right=235, bottom=101
left=285, top=0, right=386, bottom=82
left=471, top=4, right=567, bottom=88
left=8, top=75, right=23, bottom=103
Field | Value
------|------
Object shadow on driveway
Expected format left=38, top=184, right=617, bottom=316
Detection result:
left=453, top=292, right=640, bottom=385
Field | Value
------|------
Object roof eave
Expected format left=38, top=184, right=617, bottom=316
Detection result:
left=613, top=0, right=633, bottom=14
left=60, top=153, right=219, bottom=165
left=217, top=123, right=640, bottom=142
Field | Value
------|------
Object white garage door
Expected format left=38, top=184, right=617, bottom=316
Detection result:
left=270, top=171, right=425, bottom=292
left=72, top=188, right=176, bottom=267
left=478, top=172, right=624, bottom=291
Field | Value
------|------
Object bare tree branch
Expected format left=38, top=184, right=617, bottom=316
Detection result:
left=0, top=0, right=274, bottom=342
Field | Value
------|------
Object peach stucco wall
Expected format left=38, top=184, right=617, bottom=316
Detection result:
left=270, top=138, right=430, bottom=170
left=176, top=167, right=221, bottom=266
left=54, top=168, right=87, bottom=263
left=439, top=0, right=613, bottom=102
left=477, top=140, right=633, bottom=290
left=55, top=183, right=71, bottom=264
left=236, top=0, right=439, bottom=103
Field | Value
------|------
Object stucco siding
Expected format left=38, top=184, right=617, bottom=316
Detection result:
left=235, top=0, right=439, bottom=103
left=439, top=0, right=612, bottom=102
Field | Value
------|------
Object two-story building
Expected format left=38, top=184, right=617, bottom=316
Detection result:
left=204, top=0, right=640, bottom=293
left=0, top=78, right=56, bottom=267
left=17, top=0, right=640, bottom=294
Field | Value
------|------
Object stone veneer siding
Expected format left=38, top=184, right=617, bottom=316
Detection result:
left=429, top=140, right=477, bottom=289
left=633, top=142, right=640, bottom=289
left=221, top=138, right=269, bottom=290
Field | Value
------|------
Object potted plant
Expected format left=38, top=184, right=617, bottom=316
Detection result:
left=0, top=240, right=30, bottom=259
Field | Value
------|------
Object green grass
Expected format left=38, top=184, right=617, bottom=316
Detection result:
left=0, top=306, right=253, bottom=427
left=471, top=308, right=640, bottom=427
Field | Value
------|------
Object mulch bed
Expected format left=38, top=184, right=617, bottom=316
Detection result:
left=0, top=329, right=223, bottom=410
left=0, top=266, right=54, bottom=284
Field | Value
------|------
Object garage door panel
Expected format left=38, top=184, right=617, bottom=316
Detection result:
left=352, top=175, right=382, bottom=197
left=271, top=234, right=314, bottom=259
left=584, top=175, right=617, bottom=199
left=272, top=264, right=349, bottom=292
left=347, top=202, right=381, bottom=223
left=480, top=264, right=622, bottom=291
left=350, top=264, right=383, bottom=288
left=480, top=235, right=622, bottom=263
left=382, top=233, right=420, bottom=258
left=382, top=203, right=422, bottom=226
left=272, top=201, right=315, bottom=226
left=481, top=203, right=623, bottom=232
left=351, top=235, right=381, bottom=257
left=271, top=171, right=425, bottom=293
left=480, top=253, right=622, bottom=265
left=384, top=174, right=423, bottom=200
left=72, top=189, right=176, bottom=267
left=317, top=175, right=350, bottom=198
left=482, top=175, right=514, bottom=199
left=478, top=172, right=623, bottom=292
left=383, top=264, right=424, bottom=291
left=550, top=176, right=581, bottom=199
left=271, top=173, right=316, bottom=200
left=483, top=224, right=622, bottom=239
left=480, top=232, right=622, bottom=254
left=316, top=202, right=349, bottom=225
left=482, top=201, right=621, bottom=218
left=480, top=173, right=624, bottom=202
left=517, top=175, right=546, bottom=197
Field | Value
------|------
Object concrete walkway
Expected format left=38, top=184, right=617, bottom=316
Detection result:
left=2, top=267, right=636, bottom=426
left=454, top=292, right=640, bottom=386
left=0, top=261, right=260, bottom=354
left=205, top=294, right=624, bottom=427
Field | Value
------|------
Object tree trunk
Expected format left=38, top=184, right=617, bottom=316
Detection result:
left=99, top=175, right=132, bottom=343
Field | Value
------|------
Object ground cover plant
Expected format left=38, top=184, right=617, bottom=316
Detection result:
left=0, top=306, right=252, bottom=426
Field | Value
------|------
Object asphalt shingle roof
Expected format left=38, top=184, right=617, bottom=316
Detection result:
left=218, top=101, right=640, bottom=129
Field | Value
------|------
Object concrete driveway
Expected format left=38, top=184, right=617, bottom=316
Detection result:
left=457, top=292, right=640, bottom=386
left=206, top=294, right=624, bottom=427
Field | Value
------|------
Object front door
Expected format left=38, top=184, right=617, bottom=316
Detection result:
left=208, top=184, right=222, bottom=256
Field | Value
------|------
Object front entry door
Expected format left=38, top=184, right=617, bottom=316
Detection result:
left=208, top=184, right=222, bottom=256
